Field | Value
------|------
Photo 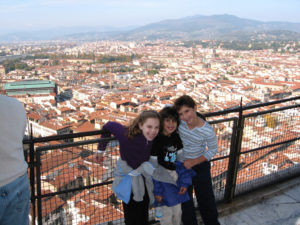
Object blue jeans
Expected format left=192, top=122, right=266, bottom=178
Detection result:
left=0, top=173, right=30, bottom=225
left=182, top=161, right=220, bottom=225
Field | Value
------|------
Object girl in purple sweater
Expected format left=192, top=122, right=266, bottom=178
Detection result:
left=97, top=110, right=160, bottom=225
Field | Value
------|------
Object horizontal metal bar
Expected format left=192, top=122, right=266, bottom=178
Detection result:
left=244, top=104, right=300, bottom=118
left=35, top=137, right=114, bottom=152
left=240, top=137, right=300, bottom=154
left=36, top=180, right=113, bottom=199
left=208, top=116, right=237, bottom=125
left=23, top=130, right=110, bottom=144
left=204, top=96, right=300, bottom=118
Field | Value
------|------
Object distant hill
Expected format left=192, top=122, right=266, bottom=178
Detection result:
left=116, top=14, right=300, bottom=41
left=1, top=14, right=300, bottom=42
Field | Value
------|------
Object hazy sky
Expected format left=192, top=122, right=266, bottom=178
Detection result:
left=1, top=0, right=300, bottom=34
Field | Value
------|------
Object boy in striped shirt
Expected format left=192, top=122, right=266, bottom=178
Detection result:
left=174, top=95, right=220, bottom=225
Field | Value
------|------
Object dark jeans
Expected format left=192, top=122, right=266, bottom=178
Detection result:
left=122, top=190, right=149, bottom=225
left=182, top=161, right=220, bottom=225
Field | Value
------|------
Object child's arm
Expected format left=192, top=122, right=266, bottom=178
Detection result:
left=98, top=121, right=125, bottom=150
left=203, top=124, right=218, bottom=162
left=97, top=121, right=124, bottom=163
left=183, top=123, right=218, bottom=169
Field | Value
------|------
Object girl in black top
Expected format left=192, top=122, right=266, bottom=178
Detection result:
left=151, top=106, right=194, bottom=225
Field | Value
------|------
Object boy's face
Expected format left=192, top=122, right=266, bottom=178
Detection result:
left=139, top=118, right=160, bottom=141
left=162, top=117, right=178, bottom=136
left=177, top=105, right=197, bottom=126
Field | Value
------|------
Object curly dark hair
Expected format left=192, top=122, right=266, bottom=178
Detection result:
left=159, top=106, right=180, bottom=131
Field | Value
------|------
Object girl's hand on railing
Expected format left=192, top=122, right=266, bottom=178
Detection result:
left=96, top=151, right=105, bottom=164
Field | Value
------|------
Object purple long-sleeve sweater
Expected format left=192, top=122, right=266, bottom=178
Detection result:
left=98, top=121, right=153, bottom=169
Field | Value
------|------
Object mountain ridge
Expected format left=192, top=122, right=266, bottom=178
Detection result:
left=1, top=14, right=300, bottom=42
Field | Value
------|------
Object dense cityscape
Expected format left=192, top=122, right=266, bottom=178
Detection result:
left=1, top=40, right=299, bottom=137
left=0, top=40, right=299, bottom=224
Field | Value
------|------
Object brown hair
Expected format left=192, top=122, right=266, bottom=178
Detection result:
left=127, top=110, right=160, bottom=139
left=173, top=95, right=196, bottom=111
left=173, top=95, right=206, bottom=121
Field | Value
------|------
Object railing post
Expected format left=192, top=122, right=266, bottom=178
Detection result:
left=224, top=99, right=245, bottom=202
left=29, top=127, right=37, bottom=225
left=36, top=149, right=43, bottom=225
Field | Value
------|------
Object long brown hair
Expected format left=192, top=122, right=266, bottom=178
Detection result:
left=127, top=110, right=160, bottom=139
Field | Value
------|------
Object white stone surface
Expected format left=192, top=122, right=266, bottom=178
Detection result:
left=218, top=179, right=300, bottom=225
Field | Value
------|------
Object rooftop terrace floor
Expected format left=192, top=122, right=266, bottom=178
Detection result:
left=216, top=176, right=300, bottom=225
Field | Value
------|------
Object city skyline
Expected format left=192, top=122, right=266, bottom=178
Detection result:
left=1, top=0, right=300, bottom=35
left=0, top=39, right=298, bottom=225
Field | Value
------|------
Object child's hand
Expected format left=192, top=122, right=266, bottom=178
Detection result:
left=184, top=156, right=207, bottom=169
left=155, top=195, right=163, bottom=202
left=96, top=151, right=105, bottom=164
left=178, top=187, right=187, bottom=195
left=184, top=158, right=196, bottom=169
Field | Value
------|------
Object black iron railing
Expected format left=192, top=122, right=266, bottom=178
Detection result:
left=24, top=96, right=300, bottom=225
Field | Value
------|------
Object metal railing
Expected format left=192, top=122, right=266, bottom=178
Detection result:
left=24, top=96, right=300, bottom=225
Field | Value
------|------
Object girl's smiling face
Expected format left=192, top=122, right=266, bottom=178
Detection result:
left=139, top=117, right=160, bottom=141
left=162, top=117, right=178, bottom=136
